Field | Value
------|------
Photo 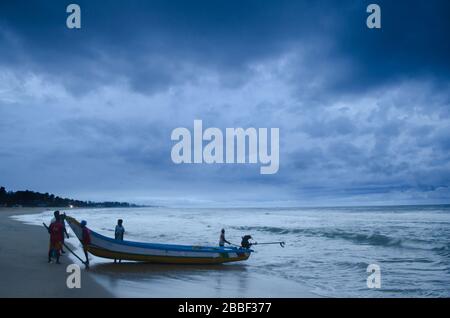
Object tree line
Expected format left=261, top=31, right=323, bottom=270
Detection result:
left=0, top=186, right=140, bottom=208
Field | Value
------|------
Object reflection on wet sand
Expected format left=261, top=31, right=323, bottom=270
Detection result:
left=89, top=261, right=253, bottom=297
left=91, top=261, right=248, bottom=276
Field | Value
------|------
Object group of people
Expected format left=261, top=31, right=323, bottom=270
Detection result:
left=47, top=210, right=91, bottom=265
left=47, top=211, right=126, bottom=265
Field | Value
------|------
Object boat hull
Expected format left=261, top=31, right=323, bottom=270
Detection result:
left=87, top=245, right=250, bottom=264
left=66, top=216, right=251, bottom=264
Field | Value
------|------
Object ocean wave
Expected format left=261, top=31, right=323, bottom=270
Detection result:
left=432, top=245, right=450, bottom=257
left=233, top=226, right=444, bottom=250
left=234, top=226, right=298, bottom=235
left=324, top=231, right=403, bottom=247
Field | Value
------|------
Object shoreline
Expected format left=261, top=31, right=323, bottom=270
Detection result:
left=4, top=207, right=317, bottom=298
left=0, top=208, right=112, bottom=297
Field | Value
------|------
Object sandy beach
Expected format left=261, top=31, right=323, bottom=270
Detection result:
left=0, top=208, right=112, bottom=298
left=6, top=207, right=317, bottom=298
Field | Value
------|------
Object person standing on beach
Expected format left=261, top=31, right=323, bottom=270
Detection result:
left=219, top=229, right=231, bottom=247
left=114, top=219, right=125, bottom=263
left=51, top=211, right=69, bottom=254
left=48, top=214, right=64, bottom=264
left=80, top=220, right=91, bottom=267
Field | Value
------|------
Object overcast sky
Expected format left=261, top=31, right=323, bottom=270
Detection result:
left=0, top=0, right=449, bottom=206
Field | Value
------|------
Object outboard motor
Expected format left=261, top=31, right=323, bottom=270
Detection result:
left=241, top=235, right=253, bottom=249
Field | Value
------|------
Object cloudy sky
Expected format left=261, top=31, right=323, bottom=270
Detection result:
left=0, top=0, right=449, bottom=206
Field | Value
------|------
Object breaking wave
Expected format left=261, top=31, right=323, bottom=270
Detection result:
left=233, top=226, right=438, bottom=250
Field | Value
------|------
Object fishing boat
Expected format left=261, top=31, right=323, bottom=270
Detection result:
left=65, top=216, right=252, bottom=264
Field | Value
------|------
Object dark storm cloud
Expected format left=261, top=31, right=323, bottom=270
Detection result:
left=0, top=0, right=449, bottom=205
left=1, top=0, right=447, bottom=95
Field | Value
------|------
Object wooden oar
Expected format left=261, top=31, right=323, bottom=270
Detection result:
left=43, top=222, right=89, bottom=268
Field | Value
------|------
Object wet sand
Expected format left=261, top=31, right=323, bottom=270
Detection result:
left=0, top=208, right=112, bottom=297
left=90, top=262, right=316, bottom=297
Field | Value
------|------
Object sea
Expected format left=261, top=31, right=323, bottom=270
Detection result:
left=12, top=205, right=450, bottom=297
